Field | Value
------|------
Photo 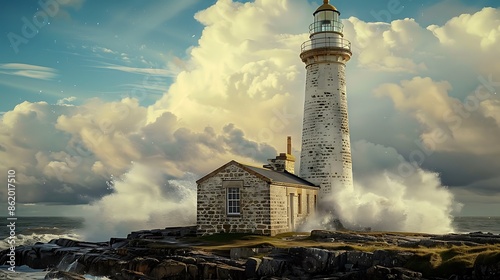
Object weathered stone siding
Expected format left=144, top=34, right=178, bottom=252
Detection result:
left=299, top=17, right=354, bottom=202
left=294, top=187, right=318, bottom=227
left=269, top=185, right=288, bottom=235
left=197, top=162, right=320, bottom=236
left=197, top=163, right=272, bottom=235
left=299, top=61, right=354, bottom=200
left=269, top=185, right=318, bottom=236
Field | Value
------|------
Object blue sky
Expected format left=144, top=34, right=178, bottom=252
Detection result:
left=1, top=0, right=500, bottom=235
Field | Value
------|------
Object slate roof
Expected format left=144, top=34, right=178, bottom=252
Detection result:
left=242, top=164, right=317, bottom=187
left=197, top=160, right=318, bottom=188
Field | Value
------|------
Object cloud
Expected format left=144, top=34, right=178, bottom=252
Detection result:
left=92, top=46, right=117, bottom=54
left=375, top=76, right=500, bottom=156
left=427, top=7, right=500, bottom=51
left=222, top=124, right=277, bottom=163
left=57, top=96, right=77, bottom=106
left=1, top=1, right=500, bottom=229
left=148, top=0, right=311, bottom=145
left=426, top=7, right=500, bottom=75
left=0, top=98, right=275, bottom=205
left=341, top=18, right=433, bottom=73
left=0, top=63, right=58, bottom=80
left=96, top=64, right=177, bottom=77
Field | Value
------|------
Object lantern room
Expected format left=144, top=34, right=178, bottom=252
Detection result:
left=310, top=0, right=343, bottom=34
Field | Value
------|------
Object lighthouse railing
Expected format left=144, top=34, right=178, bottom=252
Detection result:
left=301, top=37, right=351, bottom=53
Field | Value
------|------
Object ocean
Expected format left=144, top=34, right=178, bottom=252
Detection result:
left=0, top=216, right=499, bottom=279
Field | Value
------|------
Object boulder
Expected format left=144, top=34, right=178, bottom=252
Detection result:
left=245, top=257, right=261, bottom=279
left=346, top=251, right=373, bottom=269
left=149, top=259, right=187, bottom=279
left=287, top=247, right=344, bottom=273
left=128, top=257, right=159, bottom=275
left=256, top=257, right=287, bottom=277
left=216, top=263, right=246, bottom=279
left=187, top=264, right=199, bottom=279
left=230, top=247, right=272, bottom=259
left=372, top=250, right=414, bottom=268
left=118, top=269, right=155, bottom=280
left=365, top=266, right=423, bottom=280
left=201, top=262, right=218, bottom=279
left=49, top=239, right=80, bottom=248
left=474, top=251, right=500, bottom=280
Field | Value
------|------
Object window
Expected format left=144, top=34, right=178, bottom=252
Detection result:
left=314, top=195, right=317, bottom=210
left=306, top=194, right=310, bottom=214
left=223, top=181, right=242, bottom=216
left=321, top=20, right=332, bottom=32
left=298, top=194, right=302, bottom=214
left=227, top=187, right=240, bottom=215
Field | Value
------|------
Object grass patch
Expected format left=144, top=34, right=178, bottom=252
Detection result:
left=405, top=252, right=440, bottom=275
left=404, top=244, right=500, bottom=277
left=475, top=250, right=500, bottom=266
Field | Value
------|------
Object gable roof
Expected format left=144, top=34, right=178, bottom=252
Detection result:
left=196, top=160, right=318, bottom=188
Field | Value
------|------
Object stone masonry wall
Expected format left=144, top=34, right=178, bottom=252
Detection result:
left=197, top=164, right=272, bottom=235
left=269, top=185, right=288, bottom=235
left=270, top=185, right=319, bottom=236
left=299, top=61, right=354, bottom=201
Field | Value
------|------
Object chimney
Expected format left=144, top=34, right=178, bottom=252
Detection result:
left=263, top=136, right=296, bottom=173
left=287, top=136, right=292, bottom=155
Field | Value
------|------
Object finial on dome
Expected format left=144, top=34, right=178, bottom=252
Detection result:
left=324, top=0, right=328, bottom=4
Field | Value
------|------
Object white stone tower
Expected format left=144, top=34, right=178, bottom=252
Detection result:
left=299, top=0, right=353, bottom=201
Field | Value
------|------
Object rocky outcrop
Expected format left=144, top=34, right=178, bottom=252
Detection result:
left=2, top=228, right=500, bottom=279
left=473, top=251, right=500, bottom=280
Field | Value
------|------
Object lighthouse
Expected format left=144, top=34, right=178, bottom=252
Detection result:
left=299, top=0, right=353, bottom=201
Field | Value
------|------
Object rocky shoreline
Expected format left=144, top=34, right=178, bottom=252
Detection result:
left=1, top=227, right=500, bottom=279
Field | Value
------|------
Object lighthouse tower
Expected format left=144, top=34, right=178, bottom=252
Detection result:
left=299, top=0, right=353, bottom=201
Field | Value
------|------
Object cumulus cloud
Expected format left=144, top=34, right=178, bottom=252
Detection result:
left=57, top=96, right=77, bottom=106
left=1, top=1, right=500, bottom=231
left=375, top=76, right=500, bottom=155
left=0, top=97, right=276, bottom=206
left=148, top=0, right=311, bottom=145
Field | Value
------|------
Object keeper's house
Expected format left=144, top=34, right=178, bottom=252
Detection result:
left=196, top=137, right=319, bottom=236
